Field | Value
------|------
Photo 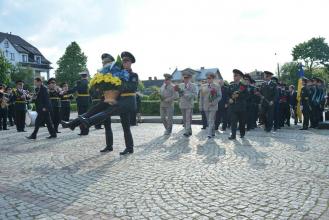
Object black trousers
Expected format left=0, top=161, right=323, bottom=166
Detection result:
left=85, top=102, right=134, bottom=149
left=215, top=107, right=227, bottom=130
left=50, top=107, right=61, bottom=132
left=130, top=111, right=137, bottom=126
left=279, top=103, right=289, bottom=127
left=8, top=105, right=15, bottom=126
left=302, top=107, right=310, bottom=129
left=263, top=104, right=274, bottom=132
left=0, top=108, right=8, bottom=130
left=230, top=109, right=246, bottom=138
left=104, top=117, right=113, bottom=147
left=15, top=109, right=26, bottom=131
left=31, top=111, right=56, bottom=137
left=252, top=104, right=259, bottom=128
left=61, top=106, right=70, bottom=122
left=246, top=104, right=253, bottom=130
left=77, top=105, right=89, bottom=135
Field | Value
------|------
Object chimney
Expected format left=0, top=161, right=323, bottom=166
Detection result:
left=154, top=76, right=157, bottom=80
left=148, top=77, right=152, bottom=81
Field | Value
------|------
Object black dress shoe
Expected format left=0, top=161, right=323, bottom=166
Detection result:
left=120, top=148, right=134, bottom=155
left=100, top=146, right=113, bottom=152
left=3, top=128, right=9, bottom=130
left=201, top=127, right=207, bottom=130
left=240, top=135, right=245, bottom=138
left=299, top=128, right=308, bottom=130
left=46, top=135, right=57, bottom=139
left=56, top=131, right=61, bottom=133
left=228, top=136, right=236, bottom=140
left=26, top=136, right=36, bottom=140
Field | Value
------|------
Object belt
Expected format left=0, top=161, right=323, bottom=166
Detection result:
left=121, top=93, right=136, bottom=97
left=61, top=100, right=70, bottom=102
left=77, top=94, right=90, bottom=97
left=92, top=99, right=101, bottom=102
left=50, top=97, right=60, bottom=100
left=15, top=101, right=26, bottom=104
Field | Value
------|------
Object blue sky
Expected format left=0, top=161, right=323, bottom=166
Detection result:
left=1, top=0, right=329, bottom=80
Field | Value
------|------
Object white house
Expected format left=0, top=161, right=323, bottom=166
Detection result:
left=0, top=32, right=52, bottom=79
left=171, top=67, right=222, bottom=85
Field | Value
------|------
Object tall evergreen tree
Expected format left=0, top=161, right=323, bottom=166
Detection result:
left=55, top=42, right=87, bottom=87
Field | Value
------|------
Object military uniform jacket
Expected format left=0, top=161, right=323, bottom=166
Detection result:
left=49, top=90, right=62, bottom=108
left=61, top=94, right=74, bottom=108
left=260, top=80, right=277, bottom=106
left=228, top=82, right=247, bottom=112
left=12, top=89, right=28, bottom=111
left=67, top=79, right=91, bottom=107
left=34, top=85, right=52, bottom=113
left=160, top=83, right=177, bottom=108
left=178, top=82, right=197, bottom=109
left=301, top=86, right=311, bottom=108
left=199, top=83, right=222, bottom=111
left=117, top=71, right=139, bottom=112
left=245, top=85, right=256, bottom=106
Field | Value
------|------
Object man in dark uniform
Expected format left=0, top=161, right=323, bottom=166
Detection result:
left=62, top=52, right=138, bottom=155
left=66, top=70, right=91, bottom=135
left=260, top=71, right=277, bottom=132
left=278, top=83, right=290, bottom=127
left=300, top=77, right=311, bottom=130
left=60, top=83, right=74, bottom=122
left=228, top=69, right=247, bottom=140
left=288, top=85, right=298, bottom=125
left=27, top=78, right=57, bottom=139
left=215, top=79, right=229, bottom=131
left=251, top=80, right=261, bottom=129
left=243, top=74, right=255, bottom=131
left=5, top=86, right=15, bottom=126
left=12, top=80, right=29, bottom=132
left=309, top=78, right=317, bottom=128
left=47, top=78, right=62, bottom=133
left=311, top=77, right=325, bottom=128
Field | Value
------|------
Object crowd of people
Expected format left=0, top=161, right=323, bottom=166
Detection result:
left=159, top=70, right=328, bottom=140
left=0, top=52, right=328, bottom=155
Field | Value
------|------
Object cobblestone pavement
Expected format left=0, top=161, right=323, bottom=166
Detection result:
left=0, top=123, right=329, bottom=220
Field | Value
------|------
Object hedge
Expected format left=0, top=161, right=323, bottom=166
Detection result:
left=29, top=101, right=198, bottom=116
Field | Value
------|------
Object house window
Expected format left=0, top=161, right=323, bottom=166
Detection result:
left=35, top=56, right=41, bottom=64
left=22, top=54, right=27, bottom=62
left=10, top=53, right=15, bottom=61
left=4, top=40, right=9, bottom=48
left=5, top=50, right=8, bottom=57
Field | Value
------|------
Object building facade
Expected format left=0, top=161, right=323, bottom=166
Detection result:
left=0, top=32, right=52, bottom=79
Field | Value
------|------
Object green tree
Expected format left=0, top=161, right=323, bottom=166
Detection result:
left=148, top=86, right=161, bottom=100
left=10, top=65, right=34, bottom=91
left=292, top=37, right=329, bottom=73
left=55, top=42, right=87, bottom=87
left=0, top=51, right=12, bottom=85
left=138, top=80, right=145, bottom=92
left=280, top=62, right=299, bottom=87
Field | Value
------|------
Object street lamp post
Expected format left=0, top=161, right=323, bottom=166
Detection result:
left=275, top=52, right=280, bottom=80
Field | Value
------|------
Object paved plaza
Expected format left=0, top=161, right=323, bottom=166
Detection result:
left=0, top=123, right=329, bottom=219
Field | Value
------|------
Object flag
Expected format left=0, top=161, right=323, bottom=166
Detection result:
left=296, top=63, right=304, bottom=120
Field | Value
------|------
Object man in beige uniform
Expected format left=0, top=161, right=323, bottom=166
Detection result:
left=199, top=72, right=222, bottom=138
left=160, top=74, right=177, bottom=135
left=178, top=71, right=197, bottom=137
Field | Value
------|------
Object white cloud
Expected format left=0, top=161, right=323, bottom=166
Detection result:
left=1, top=0, right=329, bottom=81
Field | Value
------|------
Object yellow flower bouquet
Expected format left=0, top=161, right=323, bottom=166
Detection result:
left=89, top=73, right=122, bottom=105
